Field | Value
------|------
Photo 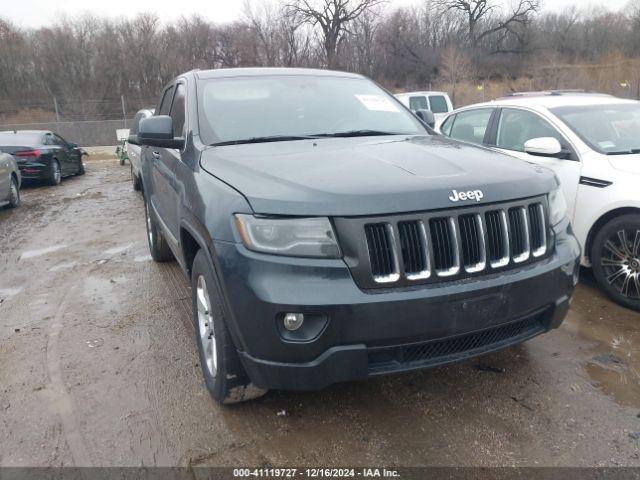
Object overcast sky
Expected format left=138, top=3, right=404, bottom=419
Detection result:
left=1, top=0, right=632, bottom=28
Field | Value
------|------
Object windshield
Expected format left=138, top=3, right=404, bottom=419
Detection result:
left=551, top=103, right=640, bottom=155
left=197, top=75, right=427, bottom=145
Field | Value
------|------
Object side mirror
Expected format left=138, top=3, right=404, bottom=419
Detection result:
left=524, top=137, right=563, bottom=158
left=415, top=109, right=435, bottom=129
left=68, top=142, right=78, bottom=149
left=137, top=115, right=184, bottom=149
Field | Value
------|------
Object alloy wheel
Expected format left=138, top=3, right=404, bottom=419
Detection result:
left=53, top=162, right=61, bottom=183
left=600, top=229, right=640, bottom=300
left=196, top=275, right=217, bottom=378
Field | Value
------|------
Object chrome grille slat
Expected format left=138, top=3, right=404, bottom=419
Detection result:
left=398, top=221, right=431, bottom=280
left=361, top=199, right=549, bottom=286
left=485, top=210, right=510, bottom=268
left=528, top=203, right=547, bottom=257
left=459, top=213, right=487, bottom=273
left=365, top=223, right=400, bottom=283
left=509, top=207, right=531, bottom=263
left=429, top=217, right=460, bottom=277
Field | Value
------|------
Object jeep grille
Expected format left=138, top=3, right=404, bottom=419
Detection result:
left=334, top=196, right=551, bottom=289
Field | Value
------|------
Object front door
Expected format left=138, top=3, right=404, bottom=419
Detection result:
left=491, top=108, right=582, bottom=220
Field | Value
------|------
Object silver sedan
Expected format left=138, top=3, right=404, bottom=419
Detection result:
left=0, top=152, right=21, bottom=208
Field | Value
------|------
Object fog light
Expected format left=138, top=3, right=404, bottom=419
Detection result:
left=283, top=313, right=304, bottom=331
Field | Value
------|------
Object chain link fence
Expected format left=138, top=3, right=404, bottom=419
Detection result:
left=0, top=97, right=157, bottom=146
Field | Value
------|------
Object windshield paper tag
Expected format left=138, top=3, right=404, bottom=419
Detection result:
left=355, top=94, right=399, bottom=112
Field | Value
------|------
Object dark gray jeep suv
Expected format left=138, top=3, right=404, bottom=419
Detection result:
left=130, top=68, right=581, bottom=404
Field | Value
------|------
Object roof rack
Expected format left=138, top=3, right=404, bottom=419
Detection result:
left=502, top=90, right=611, bottom=98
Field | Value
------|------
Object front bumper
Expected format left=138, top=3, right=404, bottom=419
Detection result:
left=213, top=219, right=580, bottom=391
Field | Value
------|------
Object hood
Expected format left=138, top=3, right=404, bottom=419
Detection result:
left=608, top=154, right=640, bottom=175
left=200, top=135, right=556, bottom=216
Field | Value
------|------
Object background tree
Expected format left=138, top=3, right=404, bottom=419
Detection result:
left=284, top=0, right=385, bottom=68
left=440, top=44, right=473, bottom=104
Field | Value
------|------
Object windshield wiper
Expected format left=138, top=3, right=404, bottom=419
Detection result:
left=606, top=148, right=640, bottom=155
left=211, top=135, right=320, bottom=146
left=314, top=129, right=405, bottom=138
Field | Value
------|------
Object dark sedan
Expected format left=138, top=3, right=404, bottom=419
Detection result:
left=0, top=130, right=86, bottom=185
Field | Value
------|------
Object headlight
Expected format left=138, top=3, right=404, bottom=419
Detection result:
left=548, top=187, right=567, bottom=226
left=235, top=215, right=341, bottom=258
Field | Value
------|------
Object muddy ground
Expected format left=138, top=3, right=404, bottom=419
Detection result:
left=0, top=157, right=639, bottom=467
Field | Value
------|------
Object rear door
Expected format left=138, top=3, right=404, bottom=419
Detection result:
left=489, top=107, right=582, bottom=219
left=148, top=85, right=176, bottom=241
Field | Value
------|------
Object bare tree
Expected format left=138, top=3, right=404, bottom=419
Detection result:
left=440, top=44, right=473, bottom=104
left=435, top=0, right=540, bottom=52
left=284, top=0, right=385, bottom=68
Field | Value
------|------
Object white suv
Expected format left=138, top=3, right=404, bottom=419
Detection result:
left=438, top=91, right=640, bottom=311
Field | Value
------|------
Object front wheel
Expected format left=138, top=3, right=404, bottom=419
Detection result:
left=191, top=249, right=267, bottom=404
left=77, top=160, right=85, bottom=175
left=8, top=176, right=20, bottom=208
left=591, top=214, right=640, bottom=311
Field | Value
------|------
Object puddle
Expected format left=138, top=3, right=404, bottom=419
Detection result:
left=49, top=261, right=78, bottom=272
left=566, top=280, right=640, bottom=408
left=86, top=338, right=104, bottom=348
left=134, top=254, right=152, bottom=263
left=104, top=243, right=133, bottom=256
left=585, top=361, right=640, bottom=408
left=0, top=287, right=23, bottom=298
left=20, top=244, right=67, bottom=260
left=83, top=275, right=128, bottom=297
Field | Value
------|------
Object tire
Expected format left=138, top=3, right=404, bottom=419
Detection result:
left=77, top=160, right=85, bottom=175
left=190, top=249, right=267, bottom=404
left=7, top=176, right=20, bottom=208
left=48, top=159, right=61, bottom=186
left=591, top=213, right=640, bottom=311
left=143, top=196, right=173, bottom=262
left=131, top=164, right=141, bottom=191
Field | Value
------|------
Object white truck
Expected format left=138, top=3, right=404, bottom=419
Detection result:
left=395, top=91, right=454, bottom=126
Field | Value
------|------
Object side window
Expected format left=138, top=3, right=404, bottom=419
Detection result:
left=170, top=84, right=186, bottom=138
left=496, top=109, right=564, bottom=152
left=44, top=134, right=56, bottom=145
left=428, top=95, right=449, bottom=114
left=440, top=115, right=455, bottom=136
left=409, top=96, right=428, bottom=111
left=158, top=86, right=175, bottom=116
left=52, top=134, right=66, bottom=146
left=449, top=109, right=493, bottom=144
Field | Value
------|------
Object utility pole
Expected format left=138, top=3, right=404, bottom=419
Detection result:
left=53, top=97, right=60, bottom=123
left=121, top=95, right=127, bottom=128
